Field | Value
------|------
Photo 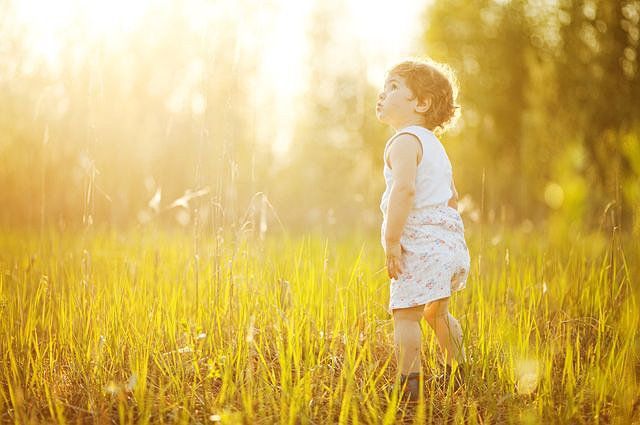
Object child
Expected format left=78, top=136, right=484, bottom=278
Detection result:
left=376, top=58, right=471, bottom=400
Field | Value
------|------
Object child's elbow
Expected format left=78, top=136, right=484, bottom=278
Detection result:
left=448, top=190, right=459, bottom=209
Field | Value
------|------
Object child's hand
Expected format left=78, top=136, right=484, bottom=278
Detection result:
left=385, top=241, right=406, bottom=280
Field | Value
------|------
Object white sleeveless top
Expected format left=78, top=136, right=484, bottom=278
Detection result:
left=379, top=125, right=453, bottom=214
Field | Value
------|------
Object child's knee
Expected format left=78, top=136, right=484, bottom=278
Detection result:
left=423, top=298, right=449, bottom=324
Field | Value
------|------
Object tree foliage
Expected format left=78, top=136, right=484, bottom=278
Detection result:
left=424, top=0, right=639, bottom=232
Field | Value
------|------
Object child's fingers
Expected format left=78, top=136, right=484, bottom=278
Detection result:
left=387, top=259, right=396, bottom=279
left=392, top=257, right=402, bottom=279
left=386, top=253, right=405, bottom=280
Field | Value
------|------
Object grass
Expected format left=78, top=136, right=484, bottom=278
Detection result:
left=0, top=224, right=638, bottom=424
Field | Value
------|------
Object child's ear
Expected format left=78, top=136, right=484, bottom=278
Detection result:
left=415, top=97, right=431, bottom=114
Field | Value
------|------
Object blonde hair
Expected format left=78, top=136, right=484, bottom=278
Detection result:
left=388, top=58, right=460, bottom=134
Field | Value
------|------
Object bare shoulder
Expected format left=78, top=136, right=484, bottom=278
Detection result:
left=386, top=134, right=422, bottom=168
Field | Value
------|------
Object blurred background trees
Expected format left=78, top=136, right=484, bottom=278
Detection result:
left=0, top=0, right=638, bottom=238
left=425, top=0, right=639, bottom=237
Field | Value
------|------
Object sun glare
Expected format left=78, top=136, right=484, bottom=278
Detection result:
left=6, top=0, right=429, bottom=154
left=12, top=0, right=152, bottom=52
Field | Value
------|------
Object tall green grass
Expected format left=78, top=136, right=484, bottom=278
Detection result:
left=0, top=226, right=638, bottom=424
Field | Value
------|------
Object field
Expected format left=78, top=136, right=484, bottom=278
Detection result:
left=1, top=225, right=638, bottom=424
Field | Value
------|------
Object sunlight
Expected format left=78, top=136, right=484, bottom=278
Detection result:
left=346, top=0, right=432, bottom=86
left=6, top=0, right=430, bottom=155
left=263, top=0, right=431, bottom=154
left=12, top=0, right=152, bottom=54
left=2, top=0, right=639, bottom=421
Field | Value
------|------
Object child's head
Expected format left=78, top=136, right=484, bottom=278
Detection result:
left=377, top=57, right=460, bottom=133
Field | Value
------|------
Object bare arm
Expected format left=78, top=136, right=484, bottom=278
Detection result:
left=384, top=134, right=419, bottom=244
left=384, top=134, right=420, bottom=279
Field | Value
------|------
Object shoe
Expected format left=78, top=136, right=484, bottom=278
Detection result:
left=442, top=363, right=466, bottom=391
left=393, top=372, right=420, bottom=402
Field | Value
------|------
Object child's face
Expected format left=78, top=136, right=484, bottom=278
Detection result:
left=375, top=74, right=425, bottom=129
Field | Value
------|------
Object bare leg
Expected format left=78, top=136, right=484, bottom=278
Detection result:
left=424, top=297, right=466, bottom=366
left=393, top=305, right=425, bottom=374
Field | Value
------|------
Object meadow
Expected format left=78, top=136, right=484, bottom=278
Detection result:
left=1, top=0, right=639, bottom=423
left=1, top=223, right=638, bottom=424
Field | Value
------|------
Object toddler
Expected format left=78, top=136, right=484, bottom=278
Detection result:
left=376, top=58, right=471, bottom=400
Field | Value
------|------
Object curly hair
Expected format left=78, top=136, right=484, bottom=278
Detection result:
left=388, top=58, right=460, bottom=134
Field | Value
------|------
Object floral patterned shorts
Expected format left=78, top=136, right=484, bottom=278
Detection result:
left=381, top=204, right=471, bottom=314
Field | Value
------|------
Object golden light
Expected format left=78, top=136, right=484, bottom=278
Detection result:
left=5, top=0, right=429, bottom=155
left=515, top=358, right=540, bottom=395
left=10, top=0, right=151, bottom=69
left=544, top=182, right=565, bottom=209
